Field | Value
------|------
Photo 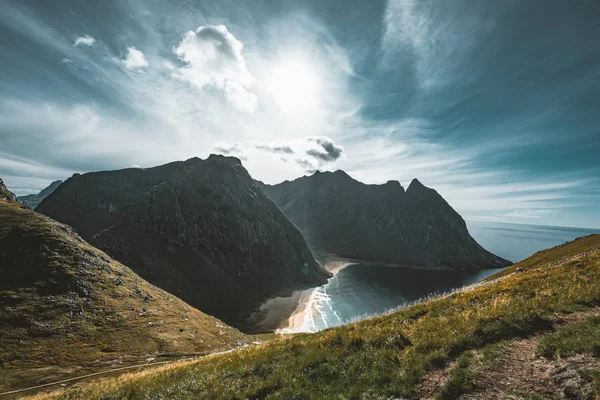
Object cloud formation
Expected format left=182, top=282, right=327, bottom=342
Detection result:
left=1, top=0, right=599, bottom=228
left=254, top=144, right=294, bottom=154
left=306, top=137, right=344, bottom=162
left=213, top=144, right=241, bottom=154
left=173, top=25, right=258, bottom=113
left=213, top=137, right=344, bottom=174
left=74, top=34, right=95, bottom=47
left=122, top=46, right=148, bottom=70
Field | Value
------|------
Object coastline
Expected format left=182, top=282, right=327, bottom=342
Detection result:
left=275, top=257, right=354, bottom=334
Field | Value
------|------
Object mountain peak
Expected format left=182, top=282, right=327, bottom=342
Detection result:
left=407, top=178, right=426, bottom=192
left=206, top=154, right=242, bottom=165
left=259, top=172, right=511, bottom=270
left=38, top=180, right=63, bottom=198
left=385, top=179, right=403, bottom=188
left=333, top=169, right=350, bottom=177
left=38, top=158, right=329, bottom=325
left=17, top=179, right=63, bottom=209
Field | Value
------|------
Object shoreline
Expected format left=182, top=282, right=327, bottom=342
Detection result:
left=275, top=257, right=354, bottom=334
left=254, top=258, right=508, bottom=334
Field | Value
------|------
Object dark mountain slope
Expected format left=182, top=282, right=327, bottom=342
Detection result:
left=18, top=179, right=63, bottom=209
left=0, top=200, right=248, bottom=390
left=37, top=158, right=205, bottom=239
left=37, top=156, right=330, bottom=325
left=257, top=171, right=510, bottom=270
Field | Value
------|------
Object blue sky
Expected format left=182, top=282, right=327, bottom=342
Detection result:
left=0, top=0, right=599, bottom=228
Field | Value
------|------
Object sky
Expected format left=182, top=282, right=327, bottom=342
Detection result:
left=0, top=0, right=599, bottom=228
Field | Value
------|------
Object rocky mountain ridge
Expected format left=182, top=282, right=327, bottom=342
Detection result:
left=37, top=155, right=330, bottom=326
left=257, top=170, right=511, bottom=270
left=18, top=179, right=63, bottom=209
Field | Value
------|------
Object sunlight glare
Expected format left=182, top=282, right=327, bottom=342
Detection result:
left=267, top=58, right=319, bottom=113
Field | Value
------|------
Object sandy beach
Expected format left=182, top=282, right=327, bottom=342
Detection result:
left=323, top=259, right=354, bottom=275
left=248, top=256, right=355, bottom=333
left=275, top=257, right=354, bottom=333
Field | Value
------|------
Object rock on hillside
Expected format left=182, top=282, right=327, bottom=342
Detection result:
left=257, top=171, right=511, bottom=270
left=0, top=200, right=248, bottom=374
left=38, top=155, right=330, bottom=325
left=18, top=179, right=63, bottom=209
left=0, top=178, right=17, bottom=203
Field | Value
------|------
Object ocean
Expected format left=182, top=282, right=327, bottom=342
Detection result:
left=275, top=220, right=599, bottom=333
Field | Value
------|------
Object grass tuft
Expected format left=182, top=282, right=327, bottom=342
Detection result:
left=437, top=351, right=478, bottom=400
left=537, top=316, right=600, bottom=360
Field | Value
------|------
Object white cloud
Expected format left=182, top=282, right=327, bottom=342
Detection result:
left=74, top=35, right=96, bottom=47
left=224, top=81, right=259, bottom=113
left=212, top=137, right=344, bottom=173
left=173, top=25, right=258, bottom=113
left=3, top=3, right=597, bottom=228
left=122, top=46, right=149, bottom=70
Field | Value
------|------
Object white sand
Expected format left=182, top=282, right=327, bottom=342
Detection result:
left=277, top=257, right=354, bottom=333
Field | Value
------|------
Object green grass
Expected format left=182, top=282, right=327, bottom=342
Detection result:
left=437, top=351, right=478, bottom=400
left=537, top=315, right=600, bottom=360
left=485, top=233, right=600, bottom=281
left=26, top=234, right=600, bottom=399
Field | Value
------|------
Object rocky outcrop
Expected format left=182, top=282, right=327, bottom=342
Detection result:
left=37, top=156, right=330, bottom=325
left=257, top=171, right=511, bottom=270
left=0, top=178, right=17, bottom=203
left=17, top=179, right=63, bottom=209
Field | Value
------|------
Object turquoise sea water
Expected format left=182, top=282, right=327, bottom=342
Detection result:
left=279, top=221, right=599, bottom=333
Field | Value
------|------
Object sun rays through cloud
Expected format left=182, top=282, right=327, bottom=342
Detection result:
left=0, top=0, right=599, bottom=228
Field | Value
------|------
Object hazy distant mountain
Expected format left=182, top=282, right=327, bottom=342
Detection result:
left=0, top=200, right=248, bottom=381
left=0, top=178, right=17, bottom=203
left=17, top=179, right=63, bottom=209
left=37, top=155, right=330, bottom=325
left=257, top=170, right=511, bottom=270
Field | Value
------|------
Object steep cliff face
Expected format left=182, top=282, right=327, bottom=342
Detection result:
left=0, top=178, right=17, bottom=203
left=257, top=171, right=511, bottom=270
left=37, top=159, right=204, bottom=239
left=38, top=156, right=329, bottom=324
left=17, top=179, right=63, bottom=209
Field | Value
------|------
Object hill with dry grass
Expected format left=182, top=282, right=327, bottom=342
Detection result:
left=0, top=200, right=249, bottom=393
left=24, top=233, right=600, bottom=399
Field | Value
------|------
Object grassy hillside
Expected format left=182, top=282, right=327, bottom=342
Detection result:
left=0, top=201, right=249, bottom=392
left=28, top=234, right=600, bottom=399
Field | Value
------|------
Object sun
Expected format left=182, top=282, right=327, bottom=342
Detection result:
left=267, top=58, right=319, bottom=113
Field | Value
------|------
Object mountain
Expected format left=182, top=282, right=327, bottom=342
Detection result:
left=37, top=155, right=330, bottom=326
left=32, top=235, right=600, bottom=399
left=17, top=179, right=63, bottom=209
left=0, top=199, right=249, bottom=391
left=0, top=178, right=17, bottom=203
left=256, top=170, right=511, bottom=270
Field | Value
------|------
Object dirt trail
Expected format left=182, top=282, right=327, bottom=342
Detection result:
left=419, top=308, right=600, bottom=399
